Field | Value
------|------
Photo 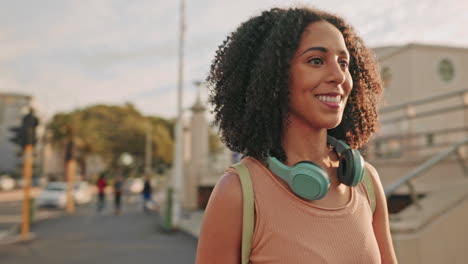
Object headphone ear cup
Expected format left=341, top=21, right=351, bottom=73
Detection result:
left=291, top=162, right=330, bottom=200
left=267, top=157, right=330, bottom=200
left=337, top=149, right=364, bottom=186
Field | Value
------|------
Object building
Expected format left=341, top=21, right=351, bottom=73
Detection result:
left=182, top=95, right=232, bottom=210
left=0, top=93, right=34, bottom=175
left=372, top=43, right=468, bottom=160
left=369, top=43, right=468, bottom=263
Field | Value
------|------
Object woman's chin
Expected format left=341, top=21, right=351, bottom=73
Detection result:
left=319, top=118, right=342, bottom=130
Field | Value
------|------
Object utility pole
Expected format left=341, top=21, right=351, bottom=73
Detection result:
left=9, top=109, right=39, bottom=241
left=65, top=138, right=75, bottom=214
left=145, top=122, right=152, bottom=176
left=21, top=144, right=34, bottom=240
left=171, top=0, right=186, bottom=229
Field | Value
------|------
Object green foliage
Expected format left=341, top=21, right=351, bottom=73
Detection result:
left=47, top=104, right=174, bottom=174
left=209, top=129, right=223, bottom=154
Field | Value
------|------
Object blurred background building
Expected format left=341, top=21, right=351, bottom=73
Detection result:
left=368, top=43, right=468, bottom=263
left=0, top=93, right=33, bottom=174
left=0, top=93, right=42, bottom=176
left=182, top=95, right=231, bottom=210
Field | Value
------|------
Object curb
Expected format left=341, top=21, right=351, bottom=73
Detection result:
left=0, top=208, right=65, bottom=246
left=0, top=224, right=18, bottom=242
left=0, top=232, right=37, bottom=246
left=0, top=223, right=36, bottom=246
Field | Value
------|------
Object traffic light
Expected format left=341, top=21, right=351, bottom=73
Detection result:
left=8, top=110, right=39, bottom=148
left=9, top=126, right=24, bottom=147
left=23, top=112, right=38, bottom=145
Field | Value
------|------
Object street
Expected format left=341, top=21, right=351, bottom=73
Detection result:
left=0, top=195, right=198, bottom=264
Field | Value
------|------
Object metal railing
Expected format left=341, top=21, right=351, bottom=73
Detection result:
left=384, top=137, right=468, bottom=208
left=380, top=88, right=468, bottom=118
left=375, top=88, right=468, bottom=159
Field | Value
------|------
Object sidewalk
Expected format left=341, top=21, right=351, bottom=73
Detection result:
left=0, top=187, right=63, bottom=244
left=179, top=209, right=204, bottom=238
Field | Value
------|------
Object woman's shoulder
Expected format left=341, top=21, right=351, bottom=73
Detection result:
left=209, top=170, right=243, bottom=209
left=364, top=161, right=383, bottom=187
left=196, top=170, right=243, bottom=263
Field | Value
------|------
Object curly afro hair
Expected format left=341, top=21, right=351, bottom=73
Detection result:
left=208, top=7, right=383, bottom=162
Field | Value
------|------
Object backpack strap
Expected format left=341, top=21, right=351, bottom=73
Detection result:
left=362, top=168, right=376, bottom=215
left=232, top=162, right=254, bottom=264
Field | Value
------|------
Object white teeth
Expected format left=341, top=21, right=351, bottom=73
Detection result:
left=317, top=95, right=341, bottom=103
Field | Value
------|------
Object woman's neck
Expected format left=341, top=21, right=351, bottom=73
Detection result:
left=282, top=120, right=333, bottom=167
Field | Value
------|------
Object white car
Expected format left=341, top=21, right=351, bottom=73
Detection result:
left=0, top=175, right=15, bottom=191
left=36, top=182, right=68, bottom=208
left=36, top=181, right=92, bottom=208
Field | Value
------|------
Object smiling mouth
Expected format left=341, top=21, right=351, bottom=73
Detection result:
left=315, top=95, right=342, bottom=109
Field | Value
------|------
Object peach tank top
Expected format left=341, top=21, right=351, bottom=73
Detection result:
left=237, top=157, right=381, bottom=264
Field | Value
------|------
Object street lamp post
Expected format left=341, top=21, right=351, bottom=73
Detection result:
left=145, top=121, right=152, bottom=177
left=171, top=0, right=186, bottom=229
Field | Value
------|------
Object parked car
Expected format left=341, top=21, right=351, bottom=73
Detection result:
left=0, top=175, right=15, bottom=191
left=36, top=182, right=68, bottom=208
left=36, top=181, right=92, bottom=208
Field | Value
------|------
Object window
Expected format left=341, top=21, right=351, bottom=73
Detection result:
left=438, top=58, right=455, bottom=82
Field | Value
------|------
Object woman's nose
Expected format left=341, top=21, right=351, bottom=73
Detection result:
left=325, top=62, right=346, bottom=85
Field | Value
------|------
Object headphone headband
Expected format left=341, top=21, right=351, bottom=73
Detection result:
left=327, top=135, right=350, bottom=154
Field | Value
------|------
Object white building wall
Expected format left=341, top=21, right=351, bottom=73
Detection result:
left=374, top=44, right=468, bottom=157
left=0, top=93, right=32, bottom=174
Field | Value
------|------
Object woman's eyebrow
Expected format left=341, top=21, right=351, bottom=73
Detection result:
left=301, top=46, right=349, bottom=57
left=301, top=46, right=327, bottom=55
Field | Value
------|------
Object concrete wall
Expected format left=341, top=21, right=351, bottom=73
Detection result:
left=372, top=157, right=466, bottom=192
left=373, top=44, right=468, bottom=159
left=0, top=93, right=32, bottom=173
left=375, top=44, right=468, bottom=108
left=184, top=99, right=210, bottom=209
left=391, top=180, right=468, bottom=264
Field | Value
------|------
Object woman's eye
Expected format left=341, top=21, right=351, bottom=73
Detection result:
left=339, top=60, right=349, bottom=68
left=308, top=58, right=323, bottom=65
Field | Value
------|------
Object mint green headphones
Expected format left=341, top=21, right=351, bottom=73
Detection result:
left=266, top=135, right=364, bottom=200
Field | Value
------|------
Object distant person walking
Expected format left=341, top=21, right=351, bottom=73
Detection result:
left=113, top=175, right=124, bottom=215
left=142, top=177, right=155, bottom=212
left=96, top=174, right=107, bottom=212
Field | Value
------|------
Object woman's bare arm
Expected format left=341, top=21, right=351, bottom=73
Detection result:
left=195, top=172, right=243, bottom=264
left=366, top=162, right=398, bottom=264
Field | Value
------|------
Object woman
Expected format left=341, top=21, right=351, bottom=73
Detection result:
left=96, top=174, right=107, bottom=213
left=196, top=7, right=397, bottom=264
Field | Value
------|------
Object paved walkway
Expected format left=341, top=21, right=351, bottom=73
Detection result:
left=0, top=188, right=53, bottom=242
left=0, top=196, right=198, bottom=263
left=0, top=187, right=205, bottom=247
left=179, top=210, right=204, bottom=238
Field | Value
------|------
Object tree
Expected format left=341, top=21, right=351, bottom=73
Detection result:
left=47, top=104, right=174, bottom=179
left=209, top=129, right=224, bottom=154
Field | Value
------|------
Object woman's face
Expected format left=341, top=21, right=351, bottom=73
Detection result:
left=288, top=21, right=353, bottom=131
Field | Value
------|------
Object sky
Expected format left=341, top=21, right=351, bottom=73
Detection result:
left=1, top=0, right=467, bottom=120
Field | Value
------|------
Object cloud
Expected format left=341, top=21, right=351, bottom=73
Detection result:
left=1, top=0, right=468, bottom=123
left=11, top=60, right=181, bottom=117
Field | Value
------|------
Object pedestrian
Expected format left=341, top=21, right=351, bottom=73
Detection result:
left=196, top=7, right=397, bottom=264
left=96, top=174, right=107, bottom=213
left=113, top=175, right=124, bottom=215
left=142, top=177, right=155, bottom=212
